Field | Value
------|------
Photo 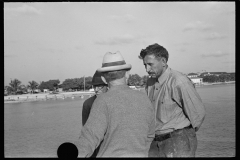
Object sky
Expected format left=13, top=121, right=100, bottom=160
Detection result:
left=4, top=2, right=235, bottom=86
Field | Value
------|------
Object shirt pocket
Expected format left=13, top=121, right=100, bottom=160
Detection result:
left=158, top=98, right=177, bottom=123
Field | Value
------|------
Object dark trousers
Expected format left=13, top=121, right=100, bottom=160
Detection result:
left=148, top=127, right=197, bottom=157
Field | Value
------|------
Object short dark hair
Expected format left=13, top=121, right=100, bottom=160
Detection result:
left=139, top=43, right=169, bottom=62
left=102, top=70, right=128, bottom=83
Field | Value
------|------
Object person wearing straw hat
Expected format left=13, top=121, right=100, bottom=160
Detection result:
left=81, top=70, right=108, bottom=157
left=75, top=51, right=155, bottom=157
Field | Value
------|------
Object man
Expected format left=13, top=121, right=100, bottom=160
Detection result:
left=75, top=51, right=155, bottom=157
left=139, top=43, right=206, bottom=157
left=81, top=70, right=108, bottom=157
left=82, top=70, right=108, bottom=125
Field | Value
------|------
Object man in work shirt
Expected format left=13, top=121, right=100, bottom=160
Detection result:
left=139, top=43, right=206, bottom=157
left=75, top=51, right=155, bottom=157
left=82, top=70, right=108, bottom=157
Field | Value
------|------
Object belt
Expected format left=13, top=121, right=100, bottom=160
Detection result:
left=154, top=125, right=192, bottom=142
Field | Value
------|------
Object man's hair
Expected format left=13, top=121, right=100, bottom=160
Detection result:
left=103, top=70, right=128, bottom=83
left=139, top=43, right=169, bottom=62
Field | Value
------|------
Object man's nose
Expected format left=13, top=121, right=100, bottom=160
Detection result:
left=146, top=65, right=151, bottom=72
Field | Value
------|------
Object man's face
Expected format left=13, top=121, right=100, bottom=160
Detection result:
left=94, top=85, right=108, bottom=95
left=143, top=54, right=165, bottom=79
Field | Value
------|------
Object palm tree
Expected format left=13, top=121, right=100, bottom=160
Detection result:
left=4, top=86, right=9, bottom=95
left=53, top=83, right=58, bottom=92
left=7, top=78, right=22, bottom=95
left=19, top=84, right=28, bottom=93
left=27, top=80, right=39, bottom=94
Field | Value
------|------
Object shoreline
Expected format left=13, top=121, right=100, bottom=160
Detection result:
left=4, top=91, right=95, bottom=104
left=195, top=81, right=235, bottom=87
left=4, top=81, right=235, bottom=103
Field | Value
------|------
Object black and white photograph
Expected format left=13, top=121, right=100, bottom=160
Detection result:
left=4, top=2, right=235, bottom=158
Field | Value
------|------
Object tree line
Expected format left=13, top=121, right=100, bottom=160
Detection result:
left=200, top=74, right=235, bottom=83
left=4, top=73, right=235, bottom=95
left=4, top=74, right=149, bottom=95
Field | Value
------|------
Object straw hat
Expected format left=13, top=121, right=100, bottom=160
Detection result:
left=91, top=71, right=107, bottom=86
left=97, top=51, right=132, bottom=72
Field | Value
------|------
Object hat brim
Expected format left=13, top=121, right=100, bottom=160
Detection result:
left=97, top=64, right=132, bottom=73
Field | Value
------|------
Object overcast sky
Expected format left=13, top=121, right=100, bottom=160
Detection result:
left=4, top=2, right=235, bottom=85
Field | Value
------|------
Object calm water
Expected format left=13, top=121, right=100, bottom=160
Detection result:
left=4, top=84, right=235, bottom=157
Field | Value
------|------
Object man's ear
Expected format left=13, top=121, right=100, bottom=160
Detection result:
left=125, top=70, right=130, bottom=84
left=125, top=70, right=130, bottom=79
left=161, top=57, right=167, bottom=67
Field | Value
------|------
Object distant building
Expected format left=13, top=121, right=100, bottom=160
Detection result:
left=27, top=88, right=40, bottom=93
left=189, top=77, right=203, bottom=85
left=187, top=73, right=203, bottom=85
left=43, top=89, right=49, bottom=93
left=34, top=89, right=40, bottom=93
left=200, top=72, right=229, bottom=77
left=211, top=72, right=228, bottom=75
left=187, top=73, right=198, bottom=78
left=129, top=86, right=137, bottom=89
left=186, top=71, right=234, bottom=84
left=89, top=88, right=94, bottom=92
left=57, top=88, right=63, bottom=92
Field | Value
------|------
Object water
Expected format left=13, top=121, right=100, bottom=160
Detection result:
left=4, top=96, right=86, bottom=157
left=195, top=84, right=235, bottom=157
left=4, top=84, right=235, bottom=157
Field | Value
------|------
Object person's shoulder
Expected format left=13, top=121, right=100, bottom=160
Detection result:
left=93, top=93, right=108, bottom=103
left=169, top=68, right=191, bottom=86
left=128, top=87, right=150, bottom=99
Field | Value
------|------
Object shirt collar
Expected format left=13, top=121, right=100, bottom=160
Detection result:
left=157, top=66, right=171, bottom=85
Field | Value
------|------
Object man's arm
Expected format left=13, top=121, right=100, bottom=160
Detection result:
left=173, top=81, right=206, bottom=132
left=76, top=96, right=108, bottom=157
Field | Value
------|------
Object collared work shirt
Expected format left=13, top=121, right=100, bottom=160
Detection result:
left=146, top=67, right=206, bottom=135
left=76, top=84, right=155, bottom=157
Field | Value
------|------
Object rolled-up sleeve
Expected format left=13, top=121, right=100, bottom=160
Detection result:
left=75, top=97, right=108, bottom=157
left=173, top=82, right=206, bottom=131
